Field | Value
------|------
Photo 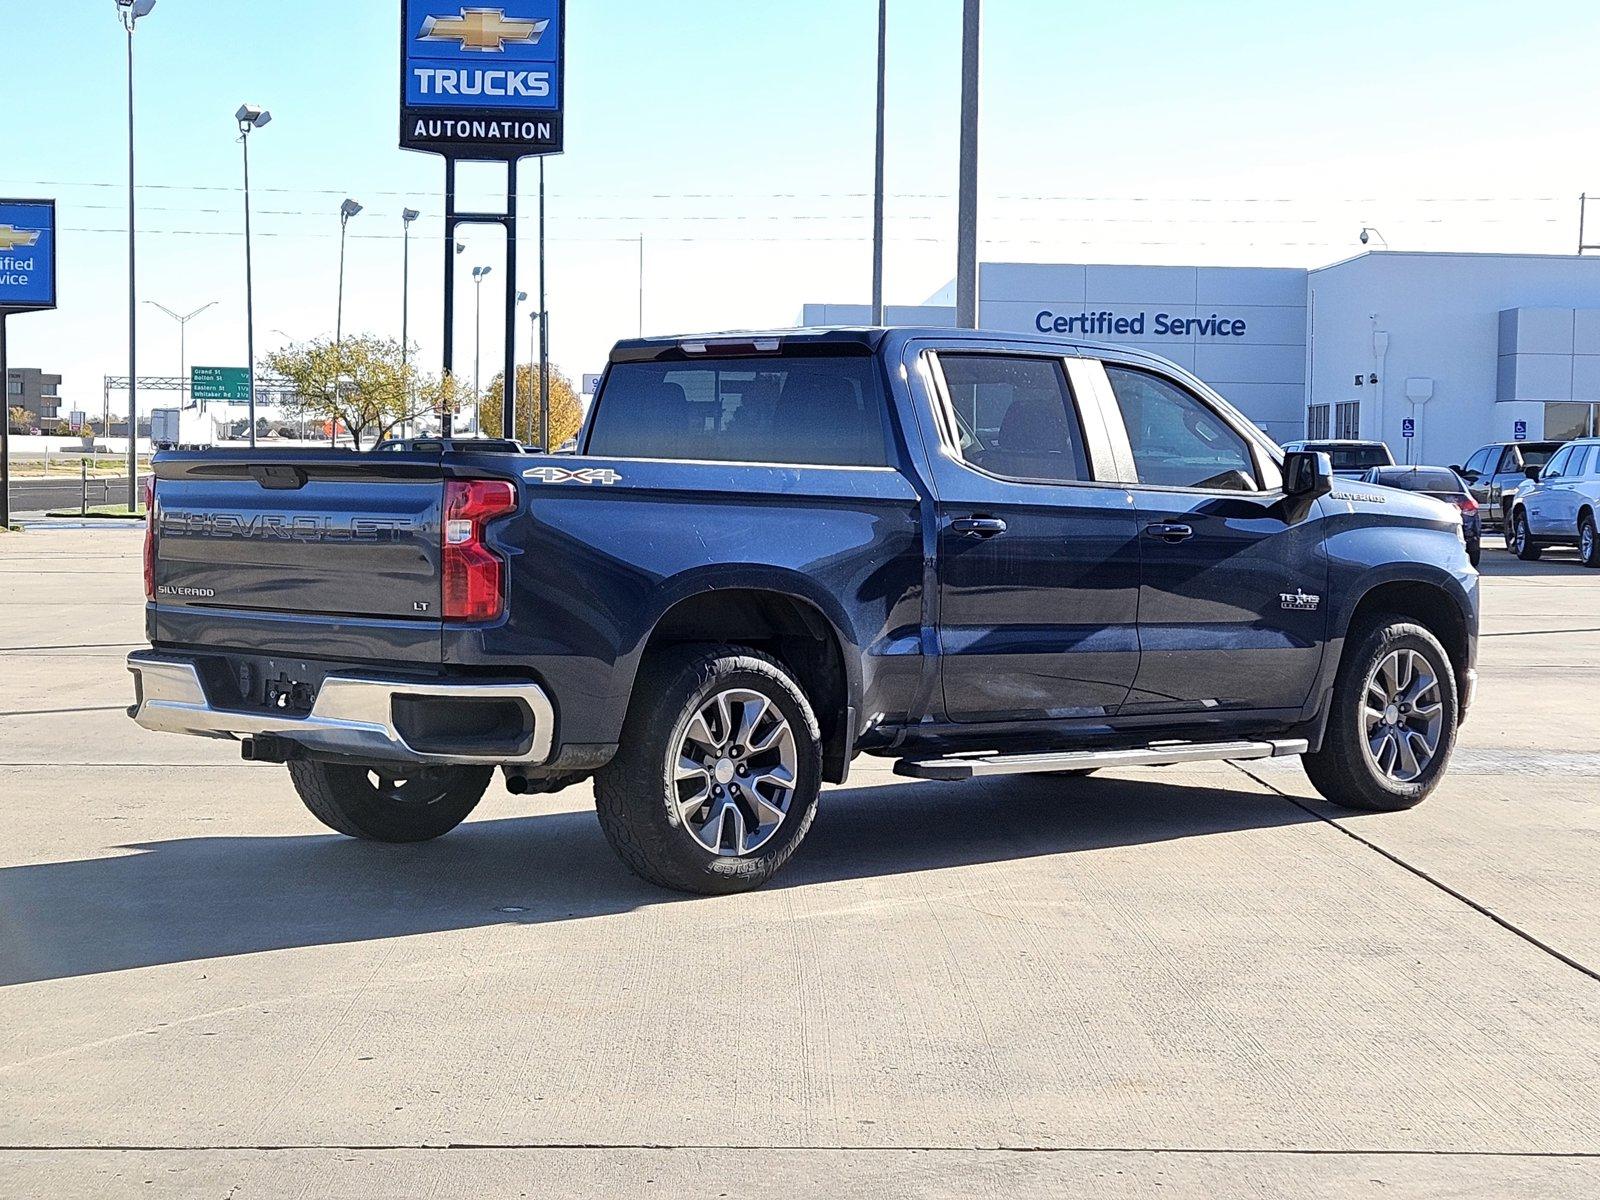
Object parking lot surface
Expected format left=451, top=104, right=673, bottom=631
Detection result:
left=1, top=527, right=1597, bottom=1197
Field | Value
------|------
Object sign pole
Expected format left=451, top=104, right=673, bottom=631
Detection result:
left=442, top=158, right=457, bottom=437
left=503, top=163, right=518, bottom=441
left=538, top=156, right=549, bottom=451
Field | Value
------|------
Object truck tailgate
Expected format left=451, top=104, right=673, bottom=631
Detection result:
left=152, top=452, right=444, bottom=631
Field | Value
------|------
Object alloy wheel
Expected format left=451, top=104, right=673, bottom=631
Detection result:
left=671, top=687, right=798, bottom=856
left=1362, top=648, right=1445, bottom=783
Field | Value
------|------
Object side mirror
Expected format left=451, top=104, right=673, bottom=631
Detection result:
left=1284, top=450, right=1335, bottom=498
left=1524, top=465, right=1542, bottom=481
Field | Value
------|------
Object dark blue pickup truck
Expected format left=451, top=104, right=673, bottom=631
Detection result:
left=129, top=328, right=1479, bottom=893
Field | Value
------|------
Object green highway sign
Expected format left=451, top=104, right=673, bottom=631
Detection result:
left=191, top=366, right=250, bottom=402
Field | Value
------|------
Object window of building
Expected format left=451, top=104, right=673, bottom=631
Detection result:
left=1105, top=365, right=1259, bottom=491
left=1544, top=402, right=1598, bottom=442
left=585, top=356, right=890, bottom=467
left=1305, top=404, right=1330, bottom=440
left=1334, top=401, right=1361, bottom=440
left=935, top=354, right=1091, bottom=484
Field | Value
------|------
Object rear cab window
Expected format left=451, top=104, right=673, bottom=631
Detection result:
left=585, top=356, right=889, bottom=467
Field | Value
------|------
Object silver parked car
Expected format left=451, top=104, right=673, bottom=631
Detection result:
left=1507, top=437, right=1600, bottom=567
left=1281, top=439, right=1394, bottom=479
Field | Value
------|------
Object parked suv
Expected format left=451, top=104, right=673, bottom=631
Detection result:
left=1452, top=440, right=1562, bottom=536
left=1282, top=439, right=1395, bottom=479
left=128, top=328, right=1479, bottom=894
left=1507, top=437, right=1600, bottom=566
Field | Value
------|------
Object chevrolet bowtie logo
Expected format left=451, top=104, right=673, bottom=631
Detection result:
left=0, top=224, right=42, bottom=252
left=420, top=7, right=547, bottom=52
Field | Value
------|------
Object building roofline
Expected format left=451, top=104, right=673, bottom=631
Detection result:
left=1311, top=248, right=1600, bottom=274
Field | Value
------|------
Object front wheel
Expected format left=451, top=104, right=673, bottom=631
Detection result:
left=288, top=760, right=491, bottom=842
left=1512, top=510, right=1542, bottom=561
left=593, top=644, right=822, bottom=894
left=1580, top=513, right=1600, bottom=568
left=1303, top=617, right=1458, bottom=812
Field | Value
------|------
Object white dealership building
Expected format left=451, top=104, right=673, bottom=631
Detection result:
left=805, top=250, right=1600, bottom=467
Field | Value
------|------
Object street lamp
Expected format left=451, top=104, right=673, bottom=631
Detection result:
left=1359, top=226, right=1389, bottom=248
left=117, top=0, right=156, bottom=509
left=401, top=208, right=419, bottom=438
left=144, top=300, right=216, bottom=410
left=471, top=264, right=492, bottom=436
left=236, top=103, right=271, bottom=447
left=336, top=198, right=363, bottom=345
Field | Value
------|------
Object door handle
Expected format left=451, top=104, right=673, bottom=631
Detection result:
left=1144, top=522, right=1194, bottom=543
left=950, top=516, right=1008, bottom=538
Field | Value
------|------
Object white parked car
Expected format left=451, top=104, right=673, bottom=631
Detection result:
left=1507, top=437, right=1600, bottom=567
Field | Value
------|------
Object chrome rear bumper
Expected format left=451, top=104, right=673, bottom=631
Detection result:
left=127, top=651, right=554, bottom=766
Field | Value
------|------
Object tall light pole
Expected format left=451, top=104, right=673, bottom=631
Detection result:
left=955, top=0, right=981, bottom=330
left=144, top=300, right=216, bottom=409
left=117, top=0, right=156, bottom=510
left=336, top=198, right=363, bottom=345
left=236, top=104, right=271, bottom=447
left=471, top=264, right=492, bottom=436
left=871, top=0, right=888, bottom=324
left=401, top=208, right=419, bottom=438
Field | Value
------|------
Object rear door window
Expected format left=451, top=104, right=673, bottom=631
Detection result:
left=1104, top=365, right=1259, bottom=491
left=586, top=356, right=889, bottom=466
left=934, top=354, right=1091, bottom=484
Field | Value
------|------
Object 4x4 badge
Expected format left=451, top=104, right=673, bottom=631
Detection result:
left=1280, top=589, right=1321, bottom=612
left=523, top=466, right=622, bottom=486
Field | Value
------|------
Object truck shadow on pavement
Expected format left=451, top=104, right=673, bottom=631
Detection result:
left=0, top=773, right=1319, bottom=986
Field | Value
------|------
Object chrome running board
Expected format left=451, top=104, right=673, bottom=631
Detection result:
left=893, top=738, right=1309, bottom=782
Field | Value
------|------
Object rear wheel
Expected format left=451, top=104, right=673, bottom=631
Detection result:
left=1303, top=617, right=1458, bottom=812
left=1512, top=510, right=1541, bottom=561
left=1580, top=513, right=1600, bottom=568
left=288, top=760, right=491, bottom=842
left=593, top=644, right=822, bottom=894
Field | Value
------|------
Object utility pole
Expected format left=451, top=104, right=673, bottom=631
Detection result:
left=871, top=0, right=888, bottom=324
left=954, top=0, right=981, bottom=330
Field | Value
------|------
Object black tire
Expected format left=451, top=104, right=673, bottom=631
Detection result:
left=1043, top=768, right=1099, bottom=778
left=593, top=643, right=822, bottom=895
left=1512, top=509, right=1542, bottom=561
left=1303, top=616, right=1458, bottom=813
left=1580, top=512, right=1600, bottom=569
left=287, top=759, right=491, bottom=842
left=1467, top=544, right=1481, bottom=568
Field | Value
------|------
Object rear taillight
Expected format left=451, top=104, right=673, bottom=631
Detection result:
left=142, top=476, right=156, bottom=600
left=1454, top=495, right=1479, bottom=514
left=442, top=479, right=516, bottom=621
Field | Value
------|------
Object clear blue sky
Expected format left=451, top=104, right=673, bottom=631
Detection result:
left=5, top=0, right=1599, bottom=416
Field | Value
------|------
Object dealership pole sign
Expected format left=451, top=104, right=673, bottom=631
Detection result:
left=400, top=1, right=564, bottom=157
left=0, top=199, right=56, bottom=315
left=399, top=3, right=564, bottom=441
left=0, top=198, right=57, bottom=528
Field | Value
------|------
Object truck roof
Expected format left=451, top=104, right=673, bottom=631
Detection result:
left=606, top=325, right=1160, bottom=364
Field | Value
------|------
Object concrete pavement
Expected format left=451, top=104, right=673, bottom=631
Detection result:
left=1, top=529, right=1597, bottom=1197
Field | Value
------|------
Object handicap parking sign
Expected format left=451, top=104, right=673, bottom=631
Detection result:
left=1513, top=420, right=1527, bottom=441
left=1401, top=418, right=1415, bottom=439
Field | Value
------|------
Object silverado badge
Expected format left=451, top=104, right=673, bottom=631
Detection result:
left=1280, top=589, right=1322, bottom=612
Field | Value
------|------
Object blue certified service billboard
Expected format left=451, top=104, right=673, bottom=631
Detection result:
left=400, top=1, right=564, bottom=158
left=0, top=199, right=56, bottom=313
